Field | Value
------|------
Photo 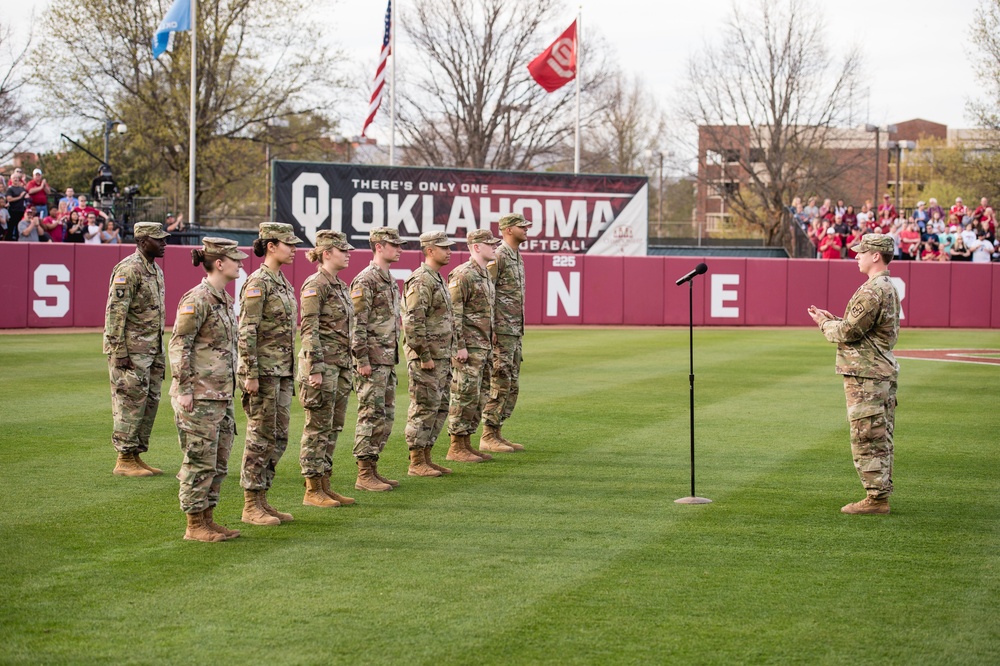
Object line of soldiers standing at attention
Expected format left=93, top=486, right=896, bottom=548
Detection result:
left=102, top=213, right=532, bottom=542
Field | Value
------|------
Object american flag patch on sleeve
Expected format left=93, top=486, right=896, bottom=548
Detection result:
left=114, top=275, right=127, bottom=285
left=246, top=287, right=262, bottom=298
left=179, top=304, right=195, bottom=315
left=303, top=288, right=318, bottom=298
left=351, top=287, right=363, bottom=299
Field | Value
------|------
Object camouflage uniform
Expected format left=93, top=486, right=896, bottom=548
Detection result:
left=448, top=231, right=499, bottom=436
left=483, top=218, right=528, bottom=429
left=169, top=240, right=245, bottom=514
left=103, top=228, right=168, bottom=456
left=351, top=228, right=404, bottom=460
left=238, top=224, right=301, bottom=491
left=298, top=233, right=354, bottom=478
left=403, top=233, right=457, bottom=451
left=819, top=235, right=900, bottom=501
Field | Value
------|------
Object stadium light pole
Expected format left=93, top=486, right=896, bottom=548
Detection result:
left=103, top=119, right=126, bottom=167
left=675, top=262, right=711, bottom=505
left=887, top=140, right=916, bottom=213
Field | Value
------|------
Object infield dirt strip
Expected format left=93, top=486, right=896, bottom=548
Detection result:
left=894, top=349, right=1000, bottom=366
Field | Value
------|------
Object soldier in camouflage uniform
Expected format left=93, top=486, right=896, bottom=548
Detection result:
left=351, top=227, right=405, bottom=491
left=238, top=222, right=301, bottom=526
left=298, top=230, right=356, bottom=508
left=169, top=238, right=247, bottom=542
left=446, top=229, right=501, bottom=463
left=403, top=231, right=458, bottom=477
left=808, top=233, right=900, bottom=515
left=103, top=221, right=169, bottom=477
left=481, top=212, right=532, bottom=453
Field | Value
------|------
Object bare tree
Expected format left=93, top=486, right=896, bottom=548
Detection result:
left=969, top=0, right=1000, bottom=132
left=37, top=0, right=343, bottom=218
left=0, top=20, right=36, bottom=164
left=585, top=73, right=666, bottom=175
left=399, top=0, right=610, bottom=171
left=678, top=0, right=866, bottom=246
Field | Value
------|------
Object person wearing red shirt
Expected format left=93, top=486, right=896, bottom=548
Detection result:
left=26, top=169, right=51, bottom=218
left=971, top=197, right=989, bottom=222
left=818, top=228, right=843, bottom=259
left=950, top=197, right=968, bottom=223
left=897, top=222, right=921, bottom=260
left=877, top=194, right=897, bottom=226
left=72, top=194, right=110, bottom=222
left=845, top=227, right=864, bottom=259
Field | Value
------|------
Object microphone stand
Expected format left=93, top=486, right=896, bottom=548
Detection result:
left=675, top=275, right=711, bottom=505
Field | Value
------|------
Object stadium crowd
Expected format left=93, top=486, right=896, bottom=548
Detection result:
left=792, top=194, right=999, bottom=262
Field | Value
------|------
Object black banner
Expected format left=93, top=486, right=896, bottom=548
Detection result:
left=272, top=162, right=648, bottom=255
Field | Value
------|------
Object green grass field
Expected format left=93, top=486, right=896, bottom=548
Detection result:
left=1, top=327, right=999, bottom=665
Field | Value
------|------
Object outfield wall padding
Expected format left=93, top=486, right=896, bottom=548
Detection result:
left=3, top=243, right=997, bottom=329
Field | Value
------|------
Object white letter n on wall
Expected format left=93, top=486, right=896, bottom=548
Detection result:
left=546, top=272, right=580, bottom=317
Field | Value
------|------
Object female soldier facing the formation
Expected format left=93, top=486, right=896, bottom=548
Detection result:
left=238, top=222, right=301, bottom=526
left=168, top=237, right=247, bottom=542
left=298, top=231, right=356, bottom=508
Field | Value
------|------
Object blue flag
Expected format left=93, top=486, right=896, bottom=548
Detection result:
left=152, top=0, right=192, bottom=59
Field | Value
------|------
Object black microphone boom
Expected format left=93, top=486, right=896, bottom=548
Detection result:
left=675, top=262, right=708, bottom=286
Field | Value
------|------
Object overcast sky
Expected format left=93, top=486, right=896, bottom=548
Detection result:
left=11, top=0, right=987, bottom=151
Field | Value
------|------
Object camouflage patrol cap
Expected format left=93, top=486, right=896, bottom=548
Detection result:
left=202, top=236, right=248, bottom=260
left=133, top=222, right=170, bottom=239
left=466, top=229, right=501, bottom=245
left=259, top=222, right=303, bottom=244
left=369, top=227, right=405, bottom=246
left=315, top=230, right=352, bottom=251
left=498, top=213, right=531, bottom=229
left=851, top=233, right=894, bottom=254
left=419, top=231, right=456, bottom=247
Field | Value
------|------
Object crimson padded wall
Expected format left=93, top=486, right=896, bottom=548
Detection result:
left=907, top=262, right=951, bottom=327
left=663, top=257, right=707, bottom=326
left=744, top=259, right=787, bottom=325
left=785, top=260, right=830, bottom=326
left=73, top=245, right=125, bottom=327
left=623, top=257, right=665, bottom=325
left=949, top=262, right=993, bottom=328
left=0, top=243, right=30, bottom=328
left=582, top=256, right=624, bottom=325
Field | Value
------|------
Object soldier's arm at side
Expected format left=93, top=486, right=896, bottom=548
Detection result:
left=299, top=281, right=326, bottom=376
left=350, top=279, right=373, bottom=370
left=104, top=267, right=135, bottom=364
left=169, top=296, right=208, bottom=401
left=238, top=278, right=265, bottom=379
left=403, top=277, right=433, bottom=364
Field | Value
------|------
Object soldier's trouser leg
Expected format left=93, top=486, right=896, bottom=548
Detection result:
left=299, top=369, right=334, bottom=478
left=405, top=360, right=451, bottom=450
left=109, top=353, right=164, bottom=455
left=174, top=398, right=231, bottom=515
left=265, top=377, right=293, bottom=490
left=483, top=335, right=521, bottom=427
left=240, top=376, right=287, bottom=491
left=354, top=365, right=394, bottom=460
left=844, top=376, right=895, bottom=500
left=448, top=349, right=490, bottom=436
left=327, top=366, right=352, bottom=463
left=207, top=403, right=235, bottom=510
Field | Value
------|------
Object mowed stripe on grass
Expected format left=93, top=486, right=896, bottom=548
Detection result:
left=1, top=328, right=998, bottom=664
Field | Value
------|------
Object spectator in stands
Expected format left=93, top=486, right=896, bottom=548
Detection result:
left=845, top=226, right=864, bottom=259
left=910, top=201, right=929, bottom=232
left=17, top=206, right=41, bottom=242
left=165, top=212, right=186, bottom=245
left=59, top=187, right=80, bottom=211
left=833, top=213, right=850, bottom=257
left=807, top=219, right=823, bottom=254
left=979, top=207, right=996, bottom=242
left=970, top=196, right=988, bottom=223
left=101, top=219, right=121, bottom=244
left=0, top=197, right=9, bottom=240
left=83, top=212, right=103, bottom=244
left=41, top=214, right=64, bottom=243
left=949, top=235, right=971, bottom=261
left=920, top=239, right=945, bottom=261
left=64, top=210, right=86, bottom=243
left=818, top=227, right=842, bottom=259
left=856, top=202, right=872, bottom=228
left=950, top=197, right=968, bottom=224
left=877, top=194, right=897, bottom=227
left=843, top=205, right=858, bottom=229
left=939, top=221, right=957, bottom=254
left=960, top=221, right=978, bottom=249
left=969, top=232, right=995, bottom=263
left=74, top=194, right=110, bottom=222
left=0, top=168, right=6, bottom=191
left=835, top=199, right=847, bottom=218
left=803, top=196, right=820, bottom=221
left=26, top=169, right=51, bottom=218
left=819, top=198, right=832, bottom=219
left=926, top=198, right=945, bottom=220
left=898, top=221, right=921, bottom=260
left=5, top=169, right=28, bottom=240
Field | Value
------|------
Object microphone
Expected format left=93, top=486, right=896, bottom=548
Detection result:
left=675, top=262, right=708, bottom=286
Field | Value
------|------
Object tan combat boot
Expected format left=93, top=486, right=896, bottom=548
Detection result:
left=373, top=460, right=400, bottom=487
left=242, top=489, right=281, bottom=526
left=184, top=511, right=225, bottom=542
left=133, top=453, right=163, bottom=475
left=204, top=507, right=240, bottom=539
left=322, top=473, right=355, bottom=505
left=840, top=496, right=890, bottom=515
left=260, top=489, right=294, bottom=522
left=303, top=477, right=341, bottom=507
left=479, top=424, right=515, bottom=453
left=408, top=448, right=442, bottom=477
left=467, top=435, right=493, bottom=461
left=113, top=452, right=155, bottom=477
left=355, top=459, right=393, bottom=492
left=425, top=447, right=452, bottom=474
left=496, top=425, right=524, bottom=451
left=446, top=433, right=484, bottom=463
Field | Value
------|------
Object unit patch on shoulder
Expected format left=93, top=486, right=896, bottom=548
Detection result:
left=850, top=302, right=867, bottom=318
left=246, top=287, right=262, bottom=298
left=115, top=288, right=126, bottom=298
left=114, top=275, right=127, bottom=285
left=179, top=303, right=195, bottom=315
left=303, top=288, right=318, bottom=298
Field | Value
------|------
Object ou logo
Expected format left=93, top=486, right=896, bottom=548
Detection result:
left=548, top=38, right=576, bottom=78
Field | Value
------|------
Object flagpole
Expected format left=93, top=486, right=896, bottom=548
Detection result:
left=188, top=0, right=197, bottom=226
left=574, top=8, right=581, bottom=174
left=389, top=0, right=396, bottom=167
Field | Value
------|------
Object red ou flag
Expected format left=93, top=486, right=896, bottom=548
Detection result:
left=527, top=21, right=577, bottom=92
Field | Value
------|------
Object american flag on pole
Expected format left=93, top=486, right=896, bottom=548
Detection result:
left=361, top=1, right=392, bottom=137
